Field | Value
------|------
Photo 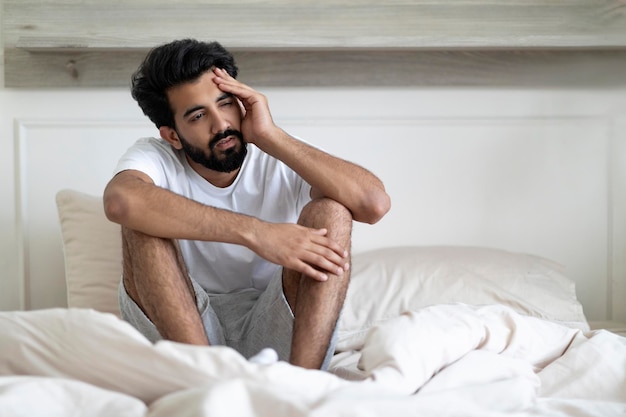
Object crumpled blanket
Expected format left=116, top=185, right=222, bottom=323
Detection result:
left=0, top=304, right=624, bottom=417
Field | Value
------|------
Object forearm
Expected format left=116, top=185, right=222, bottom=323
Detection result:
left=103, top=173, right=258, bottom=245
left=259, top=128, right=391, bottom=224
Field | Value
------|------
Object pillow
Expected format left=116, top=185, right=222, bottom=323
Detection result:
left=336, top=246, right=589, bottom=351
left=56, top=189, right=122, bottom=317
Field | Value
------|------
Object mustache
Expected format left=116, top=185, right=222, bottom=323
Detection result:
left=209, top=129, right=244, bottom=149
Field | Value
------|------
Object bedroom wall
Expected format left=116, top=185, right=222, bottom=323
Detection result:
left=1, top=2, right=626, bottom=325
left=2, top=87, right=626, bottom=324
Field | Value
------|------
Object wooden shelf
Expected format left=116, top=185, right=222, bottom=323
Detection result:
left=4, top=0, right=626, bottom=88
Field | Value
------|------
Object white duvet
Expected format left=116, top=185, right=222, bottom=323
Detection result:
left=1, top=304, right=625, bottom=417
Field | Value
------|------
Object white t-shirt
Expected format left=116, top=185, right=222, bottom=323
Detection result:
left=114, top=137, right=312, bottom=294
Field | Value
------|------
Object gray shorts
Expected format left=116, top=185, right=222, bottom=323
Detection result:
left=118, top=271, right=337, bottom=369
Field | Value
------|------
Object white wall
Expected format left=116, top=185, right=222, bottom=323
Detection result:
left=1, top=86, right=626, bottom=324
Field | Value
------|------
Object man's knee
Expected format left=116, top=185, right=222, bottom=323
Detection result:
left=121, top=226, right=187, bottom=281
left=122, top=226, right=163, bottom=248
left=122, top=227, right=180, bottom=258
left=121, top=227, right=193, bottom=307
left=299, top=197, right=353, bottom=229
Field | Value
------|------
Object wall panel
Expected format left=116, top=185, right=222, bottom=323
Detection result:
left=15, top=120, right=154, bottom=308
left=1, top=88, right=625, bottom=324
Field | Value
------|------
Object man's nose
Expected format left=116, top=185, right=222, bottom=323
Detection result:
left=211, top=112, right=230, bottom=135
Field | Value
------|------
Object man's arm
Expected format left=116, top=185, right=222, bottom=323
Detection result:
left=260, top=129, right=390, bottom=224
left=103, top=170, right=349, bottom=281
left=213, top=68, right=391, bottom=224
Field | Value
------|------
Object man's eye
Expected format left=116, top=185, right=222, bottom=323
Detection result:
left=220, top=100, right=233, bottom=107
left=191, top=113, right=204, bottom=121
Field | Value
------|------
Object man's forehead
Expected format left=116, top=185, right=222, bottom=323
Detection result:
left=167, top=72, right=224, bottom=114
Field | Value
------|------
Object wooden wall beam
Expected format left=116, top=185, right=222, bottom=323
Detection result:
left=4, top=1, right=626, bottom=88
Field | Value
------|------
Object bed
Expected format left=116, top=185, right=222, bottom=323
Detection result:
left=0, top=189, right=625, bottom=417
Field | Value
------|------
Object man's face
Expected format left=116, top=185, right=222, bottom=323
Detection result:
left=164, top=70, right=247, bottom=174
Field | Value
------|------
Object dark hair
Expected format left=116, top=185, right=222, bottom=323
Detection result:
left=131, top=39, right=238, bottom=129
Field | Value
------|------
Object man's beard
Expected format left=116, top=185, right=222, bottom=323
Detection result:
left=177, top=128, right=247, bottom=173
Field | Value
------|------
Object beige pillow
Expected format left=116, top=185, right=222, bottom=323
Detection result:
left=55, top=190, right=589, bottom=352
left=56, top=189, right=122, bottom=317
left=337, top=246, right=589, bottom=351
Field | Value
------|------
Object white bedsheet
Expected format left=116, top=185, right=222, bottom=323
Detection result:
left=1, top=305, right=625, bottom=417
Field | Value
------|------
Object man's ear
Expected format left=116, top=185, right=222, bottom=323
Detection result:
left=159, top=126, right=183, bottom=150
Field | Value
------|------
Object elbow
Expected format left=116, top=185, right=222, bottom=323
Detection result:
left=103, top=187, right=131, bottom=225
left=358, top=189, right=391, bottom=225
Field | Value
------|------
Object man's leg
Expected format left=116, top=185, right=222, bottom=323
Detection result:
left=121, top=226, right=209, bottom=345
left=282, top=197, right=353, bottom=369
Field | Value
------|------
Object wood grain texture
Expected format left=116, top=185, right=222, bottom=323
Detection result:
left=5, top=48, right=626, bottom=88
left=5, top=1, right=626, bottom=49
left=3, top=0, right=626, bottom=87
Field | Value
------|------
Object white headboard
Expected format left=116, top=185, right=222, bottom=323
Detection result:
left=1, top=87, right=625, bottom=324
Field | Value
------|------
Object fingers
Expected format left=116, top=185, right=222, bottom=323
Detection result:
left=213, top=67, right=233, bottom=79
left=293, top=256, right=348, bottom=282
left=300, top=229, right=350, bottom=280
left=212, top=67, right=275, bottom=142
left=212, top=68, right=255, bottom=101
left=311, top=228, right=349, bottom=258
left=297, top=263, right=331, bottom=282
left=254, top=223, right=349, bottom=282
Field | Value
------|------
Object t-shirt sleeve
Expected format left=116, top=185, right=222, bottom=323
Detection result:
left=295, top=179, right=312, bottom=214
left=113, top=137, right=179, bottom=187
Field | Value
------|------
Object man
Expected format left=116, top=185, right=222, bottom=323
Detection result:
left=103, top=39, right=390, bottom=370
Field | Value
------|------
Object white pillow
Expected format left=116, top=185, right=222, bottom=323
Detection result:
left=337, top=246, right=589, bottom=351
left=56, top=189, right=122, bottom=317
left=55, top=190, right=589, bottom=352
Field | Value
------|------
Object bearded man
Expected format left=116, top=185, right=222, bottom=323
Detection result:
left=103, top=39, right=390, bottom=370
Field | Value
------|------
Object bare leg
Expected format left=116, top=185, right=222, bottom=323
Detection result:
left=121, top=227, right=209, bottom=345
left=283, top=198, right=353, bottom=369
